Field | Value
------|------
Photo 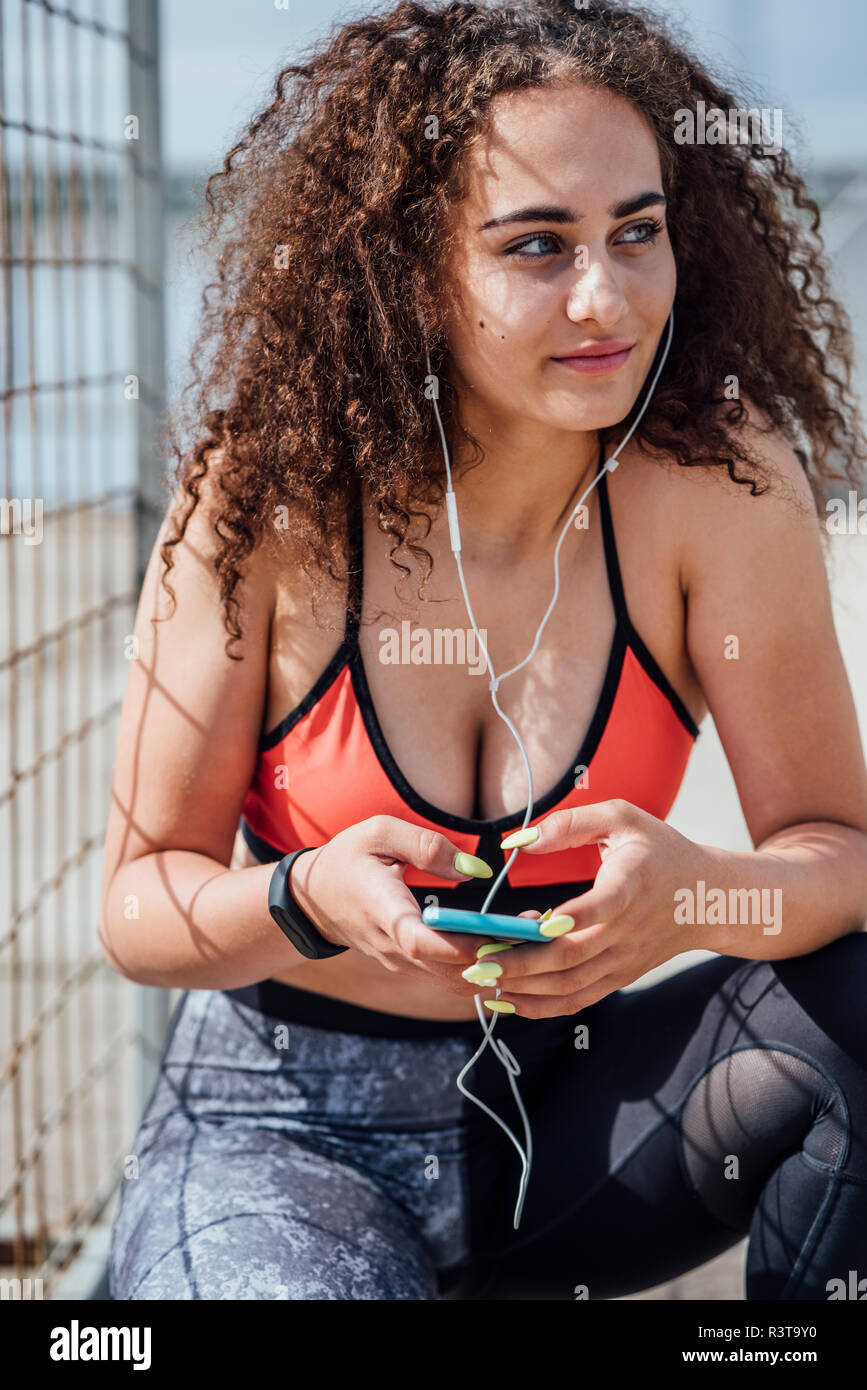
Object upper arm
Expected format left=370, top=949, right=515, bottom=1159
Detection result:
left=100, top=464, right=275, bottom=899
left=680, top=418, right=867, bottom=847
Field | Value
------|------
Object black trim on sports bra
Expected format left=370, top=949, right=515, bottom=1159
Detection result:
left=597, top=468, right=700, bottom=739
left=348, top=623, right=627, bottom=834
left=257, top=443, right=700, bottom=764
left=343, top=495, right=364, bottom=644
left=241, top=817, right=284, bottom=862
left=257, top=639, right=352, bottom=753
left=240, top=812, right=599, bottom=913
left=257, top=504, right=364, bottom=753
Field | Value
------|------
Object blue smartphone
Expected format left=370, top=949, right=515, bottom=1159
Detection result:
left=421, top=905, right=554, bottom=943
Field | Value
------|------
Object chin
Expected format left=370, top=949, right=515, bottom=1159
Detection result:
left=547, top=382, right=646, bottom=429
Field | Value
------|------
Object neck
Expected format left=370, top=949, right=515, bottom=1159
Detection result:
left=442, top=425, right=602, bottom=566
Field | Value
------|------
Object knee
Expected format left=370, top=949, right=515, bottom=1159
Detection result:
left=770, top=931, right=867, bottom=1070
left=775, top=929, right=867, bottom=981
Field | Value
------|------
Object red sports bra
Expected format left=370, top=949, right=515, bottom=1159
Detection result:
left=240, top=460, right=700, bottom=916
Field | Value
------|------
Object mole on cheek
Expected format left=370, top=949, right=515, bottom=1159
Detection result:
left=479, top=320, right=485, bottom=328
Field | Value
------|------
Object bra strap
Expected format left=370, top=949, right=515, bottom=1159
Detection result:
left=344, top=456, right=626, bottom=640
left=343, top=492, right=363, bottom=645
left=597, top=460, right=630, bottom=629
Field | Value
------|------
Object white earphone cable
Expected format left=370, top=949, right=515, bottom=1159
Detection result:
left=422, top=309, right=674, bottom=1227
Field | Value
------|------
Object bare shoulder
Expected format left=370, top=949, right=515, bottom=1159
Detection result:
left=621, top=402, right=823, bottom=598
left=636, top=403, right=867, bottom=847
left=153, top=447, right=280, bottom=630
left=105, top=447, right=280, bottom=878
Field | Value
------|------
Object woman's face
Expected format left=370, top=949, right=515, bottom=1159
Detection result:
left=439, top=81, right=676, bottom=439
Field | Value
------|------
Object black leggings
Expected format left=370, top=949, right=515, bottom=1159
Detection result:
left=109, top=933, right=867, bottom=1300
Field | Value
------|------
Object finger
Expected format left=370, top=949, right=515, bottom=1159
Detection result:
left=490, top=920, right=611, bottom=977
left=458, top=909, right=550, bottom=973
left=361, top=816, right=494, bottom=883
left=383, top=951, right=483, bottom=998
left=387, top=896, right=499, bottom=967
left=500, top=800, right=643, bottom=856
left=495, top=946, right=619, bottom=996
left=492, top=972, right=623, bottom=1020
left=475, top=940, right=522, bottom=960
left=568, top=880, right=633, bottom=934
left=526, top=876, right=633, bottom=938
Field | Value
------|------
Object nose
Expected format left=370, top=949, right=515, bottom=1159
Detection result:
left=565, top=253, right=629, bottom=330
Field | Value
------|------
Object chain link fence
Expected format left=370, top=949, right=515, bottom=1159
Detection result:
left=0, top=0, right=167, bottom=1298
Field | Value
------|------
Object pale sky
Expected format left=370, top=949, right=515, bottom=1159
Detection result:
left=160, top=0, right=867, bottom=174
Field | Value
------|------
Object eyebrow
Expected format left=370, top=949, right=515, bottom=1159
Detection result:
left=477, top=192, right=667, bottom=231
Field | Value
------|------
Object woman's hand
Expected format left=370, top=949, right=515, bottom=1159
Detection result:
left=286, top=815, right=505, bottom=994
left=486, top=800, right=710, bottom=1019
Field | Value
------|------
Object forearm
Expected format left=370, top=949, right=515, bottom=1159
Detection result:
left=687, top=821, right=867, bottom=960
left=99, top=850, right=308, bottom=988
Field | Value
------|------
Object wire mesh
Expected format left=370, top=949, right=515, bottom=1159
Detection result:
left=0, top=0, right=166, bottom=1295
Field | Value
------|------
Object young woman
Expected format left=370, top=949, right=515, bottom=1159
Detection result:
left=102, top=0, right=867, bottom=1300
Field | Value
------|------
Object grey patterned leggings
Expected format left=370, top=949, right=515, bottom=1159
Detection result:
left=109, top=933, right=867, bottom=1300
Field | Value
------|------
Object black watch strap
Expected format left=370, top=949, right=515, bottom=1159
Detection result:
left=268, top=847, right=348, bottom=960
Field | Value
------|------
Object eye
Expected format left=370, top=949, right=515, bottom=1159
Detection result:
left=616, top=218, right=664, bottom=247
left=503, top=232, right=562, bottom=261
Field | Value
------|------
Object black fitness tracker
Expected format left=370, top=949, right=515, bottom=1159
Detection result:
left=267, top=847, right=348, bottom=960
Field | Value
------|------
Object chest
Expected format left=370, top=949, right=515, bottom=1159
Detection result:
left=261, top=476, right=699, bottom=825
left=355, top=525, right=618, bottom=820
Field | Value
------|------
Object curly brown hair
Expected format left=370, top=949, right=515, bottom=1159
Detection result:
left=158, top=0, right=867, bottom=657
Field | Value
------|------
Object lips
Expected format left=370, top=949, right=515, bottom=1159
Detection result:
left=555, top=339, right=635, bottom=358
left=551, top=341, right=635, bottom=375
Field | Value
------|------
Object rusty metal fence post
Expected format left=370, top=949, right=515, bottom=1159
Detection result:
left=126, top=0, right=169, bottom=1127
left=0, top=0, right=168, bottom=1299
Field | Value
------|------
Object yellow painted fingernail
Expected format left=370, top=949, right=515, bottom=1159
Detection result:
left=539, top=914, right=575, bottom=938
left=500, top=826, right=540, bottom=851
left=484, top=999, right=516, bottom=1013
left=475, top=941, right=519, bottom=959
left=453, top=851, right=493, bottom=878
left=539, top=909, right=553, bottom=923
left=462, top=963, right=503, bottom=985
